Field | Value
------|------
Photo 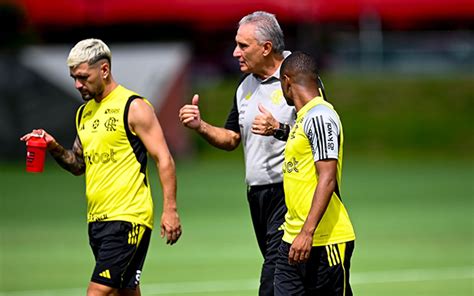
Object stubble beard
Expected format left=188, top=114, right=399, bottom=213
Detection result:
left=80, top=90, right=94, bottom=102
left=80, top=83, right=104, bottom=102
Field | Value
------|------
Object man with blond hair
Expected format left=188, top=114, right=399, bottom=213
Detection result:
left=21, top=38, right=182, bottom=296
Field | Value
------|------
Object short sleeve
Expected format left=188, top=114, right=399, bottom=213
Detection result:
left=303, top=106, right=340, bottom=162
left=224, top=95, right=240, bottom=132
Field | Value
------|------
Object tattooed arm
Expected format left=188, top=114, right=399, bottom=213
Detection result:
left=21, top=129, right=85, bottom=176
left=48, top=136, right=85, bottom=175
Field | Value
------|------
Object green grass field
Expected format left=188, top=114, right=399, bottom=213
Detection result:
left=1, top=73, right=473, bottom=295
left=1, top=155, right=473, bottom=295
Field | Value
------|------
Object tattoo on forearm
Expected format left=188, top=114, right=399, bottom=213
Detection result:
left=49, top=137, right=85, bottom=175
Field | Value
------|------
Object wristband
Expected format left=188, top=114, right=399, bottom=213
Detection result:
left=273, top=122, right=290, bottom=141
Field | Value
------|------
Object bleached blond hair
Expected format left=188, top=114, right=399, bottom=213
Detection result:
left=67, top=38, right=112, bottom=68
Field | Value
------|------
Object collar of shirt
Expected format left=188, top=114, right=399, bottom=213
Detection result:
left=297, top=96, right=325, bottom=118
left=255, top=50, right=292, bottom=84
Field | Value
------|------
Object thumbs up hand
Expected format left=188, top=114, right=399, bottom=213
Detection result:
left=251, top=103, right=279, bottom=136
left=191, top=94, right=199, bottom=106
left=179, top=94, right=202, bottom=130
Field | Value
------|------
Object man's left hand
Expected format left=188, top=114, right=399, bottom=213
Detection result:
left=251, top=104, right=278, bottom=136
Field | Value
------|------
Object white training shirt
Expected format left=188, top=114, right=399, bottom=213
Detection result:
left=224, top=51, right=296, bottom=186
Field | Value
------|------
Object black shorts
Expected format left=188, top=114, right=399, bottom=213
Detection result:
left=275, top=240, right=355, bottom=296
left=88, top=221, right=151, bottom=289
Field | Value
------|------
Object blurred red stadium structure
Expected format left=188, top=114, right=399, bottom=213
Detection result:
left=2, top=0, right=472, bottom=159
left=15, top=0, right=474, bottom=30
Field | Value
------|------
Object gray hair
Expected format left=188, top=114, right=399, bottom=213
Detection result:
left=239, top=11, right=285, bottom=54
left=67, top=38, right=112, bottom=68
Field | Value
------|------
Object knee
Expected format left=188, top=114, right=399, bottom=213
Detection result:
left=87, top=282, right=117, bottom=296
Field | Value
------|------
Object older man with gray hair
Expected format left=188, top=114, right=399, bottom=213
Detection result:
left=179, top=11, right=295, bottom=295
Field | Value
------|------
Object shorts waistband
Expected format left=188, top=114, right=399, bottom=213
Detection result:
left=247, top=182, right=283, bottom=192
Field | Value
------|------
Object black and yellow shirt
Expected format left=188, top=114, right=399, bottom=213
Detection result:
left=76, top=85, right=154, bottom=229
left=282, top=96, right=355, bottom=246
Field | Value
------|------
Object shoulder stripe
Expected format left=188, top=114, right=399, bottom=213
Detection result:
left=311, top=118, right=321, bottom=158
left=320, top=115, right=328, bottom=158
left=315, top=115, right=328, bottom=159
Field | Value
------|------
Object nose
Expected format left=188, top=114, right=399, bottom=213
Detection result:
left=233, top=45, right=241, bottom=58
left=74, top=79, right=83, bottom=89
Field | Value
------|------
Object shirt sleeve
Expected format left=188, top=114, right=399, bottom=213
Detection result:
left=303, top=106, right=340, bottom=162
left=224, top=95, right=240, bottom=132
left=224, top=74, right=250, bottom=133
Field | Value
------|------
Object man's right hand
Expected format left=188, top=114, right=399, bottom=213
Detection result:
left=20, top=129, right=57, bottom=150
left=179, top=94, right=201, bottom=130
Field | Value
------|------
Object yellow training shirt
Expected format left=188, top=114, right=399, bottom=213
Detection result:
left=282, top=96, right=355, bottom=246
left=76, top=85, right=154, bottom=229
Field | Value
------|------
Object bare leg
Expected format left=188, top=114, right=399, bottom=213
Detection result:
left=117, top=285, right=141, bottom=296
left=87, top=282, right=141, bottom=296
left=87, top=282, right=118, bottom=296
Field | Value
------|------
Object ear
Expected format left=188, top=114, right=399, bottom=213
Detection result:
left=262, top=41, right=273, bottom=57
left=100, top=62, right=110, bottom=79
left=282, top=74, right=291, bottom=92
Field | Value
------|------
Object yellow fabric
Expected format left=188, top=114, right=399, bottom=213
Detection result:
left=76, top=85, right=154, bottom=229
left=128, top=223, right=145, bottom=245
left=337, top=242, right=348, bottom=295
left=282, top=96, right=355, bottom=246
left=338, top=242, right=347, bottom=263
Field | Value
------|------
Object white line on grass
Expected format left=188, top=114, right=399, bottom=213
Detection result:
left=1, top=266, right=472, bottom=296
left=351, top=266, right=474, bottom=285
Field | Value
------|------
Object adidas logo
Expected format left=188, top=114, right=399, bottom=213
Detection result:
left=99, top=269, right=111, bottom=279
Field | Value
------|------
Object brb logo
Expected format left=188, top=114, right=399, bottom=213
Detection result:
left=84, top=149, right=118, bottom=165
